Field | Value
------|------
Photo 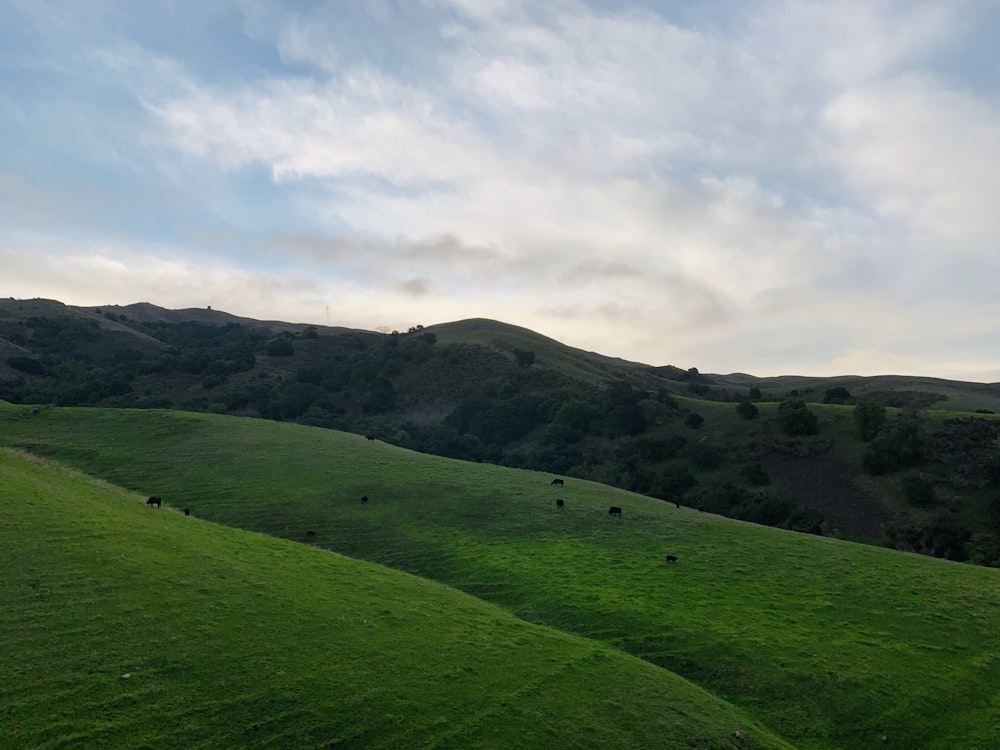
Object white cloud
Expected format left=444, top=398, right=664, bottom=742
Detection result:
left=825, top=74, right=1000, bottom=251
left=3, top=0, right=1000, bottom=380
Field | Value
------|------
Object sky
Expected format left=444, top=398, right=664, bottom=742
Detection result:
left=2, top=1, right=1000, bottom=381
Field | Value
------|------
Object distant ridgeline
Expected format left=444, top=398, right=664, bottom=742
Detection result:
left=2, top=297, right=999, bottom=566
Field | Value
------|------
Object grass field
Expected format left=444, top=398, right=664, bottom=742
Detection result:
left=2, top=402, right=999, bottom=749
left=1, top=447, right=791, bottom=750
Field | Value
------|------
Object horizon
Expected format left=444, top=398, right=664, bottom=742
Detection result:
left=3, top=2, right=1000, bottom=382
left=15, top=294, right=998, bottom=384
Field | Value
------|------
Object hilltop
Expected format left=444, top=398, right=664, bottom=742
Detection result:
left=1, top=297, right=999, bottom=566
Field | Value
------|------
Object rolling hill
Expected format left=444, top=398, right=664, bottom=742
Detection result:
left=2, top=298, right=999, bottom=565
left=3, top=402, right=998, bottom=749
left=1, top=445, right=790, bottom=750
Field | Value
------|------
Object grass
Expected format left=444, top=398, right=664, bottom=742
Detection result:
left=2, top=402, right=999, bottom=749
left=0, top=447, right=790, bottom=750
left=428, top=318, right=637, bottom=386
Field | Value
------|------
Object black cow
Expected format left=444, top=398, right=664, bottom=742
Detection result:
left=556, top=499, right=565, bottom=509
left=146, top=496, right=161, bottom=509
left=608, top=506, right=622, bottom=517
left=307, top=530, right=316, bottom=538
left=184, top=507, right=191, bottom=516
left=361, top=495, right=369, bottom=503
left=365, top=434, right=376, bottom=442
left=551, top=478, right=564, bottom=487
left=665, top=554, right=678, bottom=563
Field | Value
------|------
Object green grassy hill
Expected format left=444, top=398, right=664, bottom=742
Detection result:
left=427, top=318, right=644, bottom=386
left=3, top=403, right=998, bottom=749
left=0, top=446, right=790, bottom=750
left=2, top=299, right=1000, bottom=563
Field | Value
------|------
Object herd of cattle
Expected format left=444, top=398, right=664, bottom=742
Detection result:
left=144, top=454, right=681, bottom=564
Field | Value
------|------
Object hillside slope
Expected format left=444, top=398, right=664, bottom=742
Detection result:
left=0, top=447, right=791, bottom=750
left=3, top=404, right=998, bottom=750
left=2, top=299, right=999, bottom=562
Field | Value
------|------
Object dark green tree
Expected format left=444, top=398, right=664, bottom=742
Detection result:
left=7, top=356, right=45, bottom=375
left=684, top=412, right=705, bottom=429
left=855, top=400, right=887, bottom=441
left=862, top=419, right=923, bottom=475
left=655, top=388, right=679, bottom=408
left=739, top=462, right=770, bottom=486
left=823, top=386, right=851, bottom=404
left=552, top=398, right=600, bottom=434
left=513, top=348, right=536, bottom=367
left=736, top=401, right=759, bottom=420
left=685, top=441, right=721, bottom=470
left=264, top=338, right=294, bottom=356
left=651, top=465, right=696, bottom=499
left=607, top=404, right=648, bottom=436
left=776, top=400, right=818, bottom=436
left=901, top=476, right=937, bottom=508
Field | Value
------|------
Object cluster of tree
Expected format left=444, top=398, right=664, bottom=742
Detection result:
left=683, top=481, right=827, bottom=535
left=879, top=519, right=1000, bottom=564
left=0, top=320, right=444, bottom=422
left=776, top=400, right=819, bottom=436
left=856, top=404, right=1000, bottom=564
left=853, top=400, right=924, bottom=475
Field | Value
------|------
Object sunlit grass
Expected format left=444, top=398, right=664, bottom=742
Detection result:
left=1, top=446, right=792, bottom=750
left=2, top=402, right=999, bottom=749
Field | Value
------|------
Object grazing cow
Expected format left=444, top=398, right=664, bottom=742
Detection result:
left=307, top=530, right=316, bottom=538
left=551, top=478, right=564, bottom=487
left=365, top=434, right=376, bottom=442
left=361, top=495, right=369, bottom=503
left=675, top=502, right=680, bottom=509
left=608, top=506, right=622, bottom=517
left=146, top=496, right=161, bottom=509
left=665, top=554, right=678, bottom=563
left=184, top=507, right=191, bottom=516
left=556, top=498, right=565, bottom=509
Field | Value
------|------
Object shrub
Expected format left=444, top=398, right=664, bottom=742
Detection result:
left=855, top=401, right=887, bottom=441
left=607, top=404, right=648, bottom=436
left=655, top=388, right=679, bottom=408
left=685, top=441, right=721, bottom=470
left=901, top=476, right=937, bottom=508
left=513, top=348, right=535, bottom=367
left=739, top=463, right=770, bottom=486
left=862, top=420, right=923, bottom=475
left=685, top=413, right=705, bottom=429
left=651, top=465, right=696, bottom=499
left=264, top=339, right=294, bottom=356
left=7, top=356, right=46, bottom=375
left=776, top=400, right=818, bottom=436
left=823, top=386, right=851, bottom=404
left=201, top=374, right=228, bottom=390
left=735, top=401, right=759, bottom=420
left=551, top=398, right=600, bottom=434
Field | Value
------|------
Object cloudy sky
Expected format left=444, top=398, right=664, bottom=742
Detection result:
left=3, top=1, right=999, bottom=381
